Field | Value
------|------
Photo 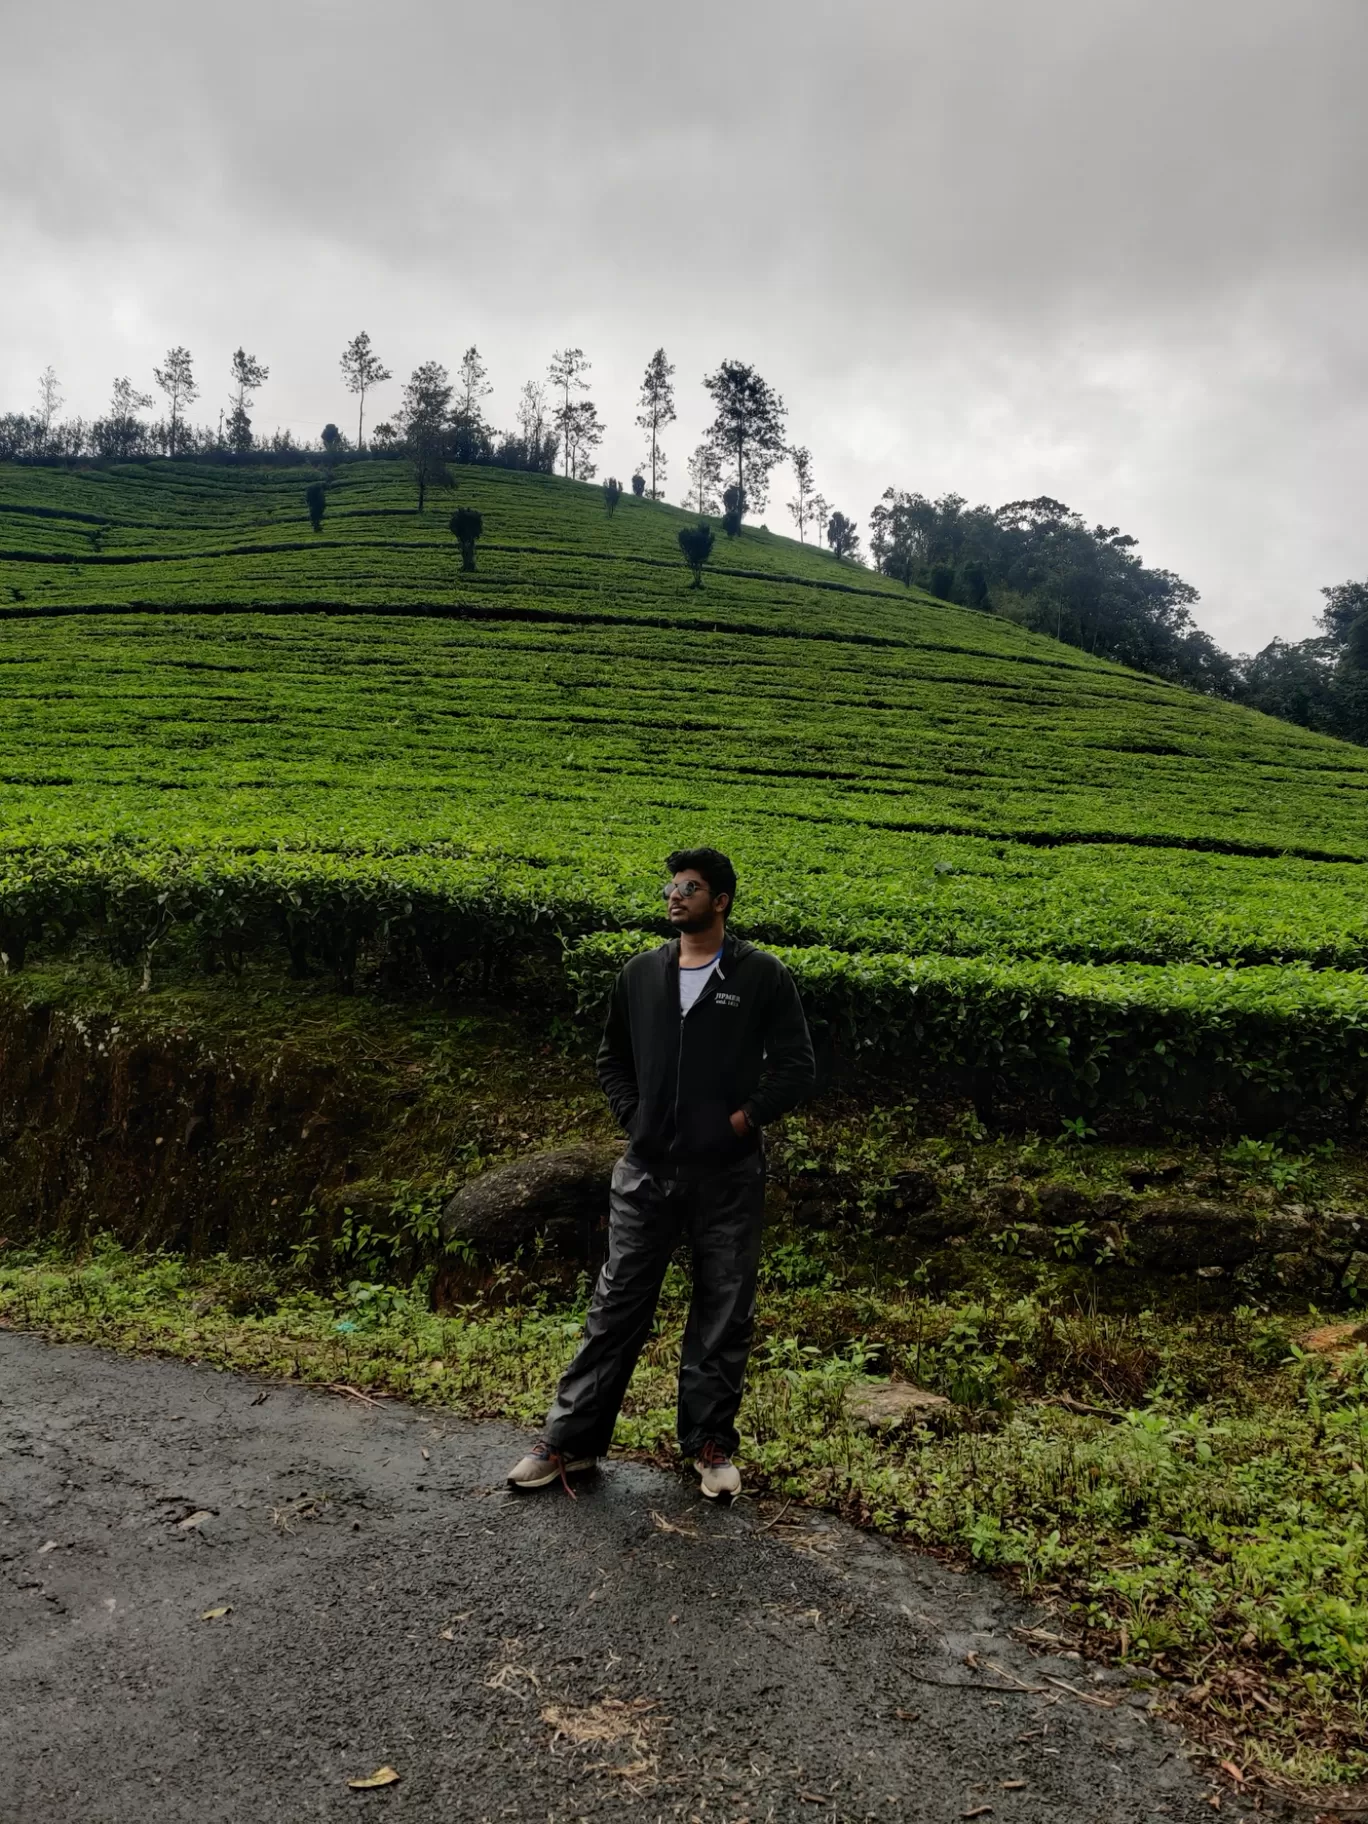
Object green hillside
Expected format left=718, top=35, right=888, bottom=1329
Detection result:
left=4, top=457, right=1368, bottom=1120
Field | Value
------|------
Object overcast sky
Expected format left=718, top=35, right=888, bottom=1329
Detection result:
left=3, top=0, right=1364, bottom=651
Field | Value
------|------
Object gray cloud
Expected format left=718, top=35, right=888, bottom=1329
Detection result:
left=3, top=0, right=1365, bottom=648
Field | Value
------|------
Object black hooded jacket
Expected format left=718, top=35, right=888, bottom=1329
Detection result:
left=596, top=931, right=815, bottom=1176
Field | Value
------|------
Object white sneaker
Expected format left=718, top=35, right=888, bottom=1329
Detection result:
left=506, top=1441, right=595, bottom=1490
left=694, top=1441, right=742, bottom=1500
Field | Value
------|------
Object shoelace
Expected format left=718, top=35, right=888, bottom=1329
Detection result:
left=532, top=1441, right=578, bottom=1499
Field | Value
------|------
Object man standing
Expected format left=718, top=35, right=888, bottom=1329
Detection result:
left=508, top=847, right=815, bottom=1499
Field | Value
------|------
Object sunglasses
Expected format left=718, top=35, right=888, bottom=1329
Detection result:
left=661, top=880, right=712, bottom=901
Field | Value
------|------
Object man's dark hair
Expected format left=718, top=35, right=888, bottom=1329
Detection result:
left=665, top=847, right=737, bottom=914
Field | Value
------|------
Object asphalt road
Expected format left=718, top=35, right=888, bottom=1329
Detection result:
left=0, top=1334, right=1243, bottom=1823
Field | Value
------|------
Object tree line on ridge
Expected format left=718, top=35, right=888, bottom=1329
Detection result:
left=3, top=344, right=1365, bottom=746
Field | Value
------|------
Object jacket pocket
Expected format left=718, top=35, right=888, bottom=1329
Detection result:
left=677, top=1098, right=741, bottom=1156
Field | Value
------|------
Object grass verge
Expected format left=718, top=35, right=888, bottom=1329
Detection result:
left=1, top=1236, right=1365, bottom=1795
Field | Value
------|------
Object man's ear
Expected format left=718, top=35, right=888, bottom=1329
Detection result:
left=714, top=891, right=731, bottom=917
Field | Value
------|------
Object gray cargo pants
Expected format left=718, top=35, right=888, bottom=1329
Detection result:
left=544, top=1151, right=765, bottom=1459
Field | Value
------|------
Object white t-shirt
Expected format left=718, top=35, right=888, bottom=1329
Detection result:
left=679, top=950, right=722, bottom=1015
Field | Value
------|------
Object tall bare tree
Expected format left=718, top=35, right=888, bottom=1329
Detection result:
left=635, top=347, right=676, bottom=500
left=153, top=346, right=198, bottom=455
left=105, top=376, right=154, bottom=459
left=547, top=347, right=591, bottom=477
left=340, top=331, right=392, bottom=452
left=702, top=359, right=788, bottom=518
left=227, top=348, right=269, bottom=454
left=516, top=380, right=547, bottom=449
left=684, top=444, right=723, bottom=516
left=562, top=399, right=603, bottom=481
left=457, top=346, right=493, bottom=421
left=398, top=361, right=454, bottom=510
left=787, top=446, right=816, bottom=542
left=36, top=366, right=63, bottom=434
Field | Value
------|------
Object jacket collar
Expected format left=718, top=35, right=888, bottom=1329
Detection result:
left=665, top=928, right=750, bottom=978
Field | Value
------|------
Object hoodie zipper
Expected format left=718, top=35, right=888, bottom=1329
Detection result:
left=673, top=944, right=726, bottom=1145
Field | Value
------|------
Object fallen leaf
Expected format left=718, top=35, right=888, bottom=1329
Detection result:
left=37, top=1540, right=58, bottom=1555
left=1219, top=1761, right=1246, bottom=1784
left=347, top=1767, right=400, bottom=1789
left=200, top=1605, right=232, bottom=1621
left=176, top=1510, right=215, bottom=1531
left=1001, top=1780, right=1027, bottom=1789
left=963, top=1809, right=994, bottom=1820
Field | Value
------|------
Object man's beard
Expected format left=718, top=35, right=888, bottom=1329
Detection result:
left=673, top=907, right=716, bottom=934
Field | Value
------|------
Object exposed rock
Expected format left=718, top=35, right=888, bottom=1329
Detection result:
left=1274, top=1251, right=1338, bottom=1294
left=1124, top=1158, right=1184, bottom=1191
left=1259, top=1211, right=1316, bottom=1252
left=886, top=1167, right=939, bottom=1215
left=845, top=1379, right=950, bottom=1428
left=1093, top=1192, right=1134, bottom=1221
left=1124, top=1198, right=1260, bottom=1271
left=1007, top=1223, right=1053, bottom=1257
left=987, top=1183, right=1032, bottom=1221
left=1325, top=1212, right=1367, bottom=1244
left=870, top=1167, right=943, bottom=1237
left=438, top=1142, right=620, bottom=1264
left=431, top=1142, right=623, bottom=1308
left=1035, top=1182, right=1095, bottom=1225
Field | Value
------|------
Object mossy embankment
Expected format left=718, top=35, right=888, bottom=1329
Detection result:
left=0, top=955, right=608, bottom=1262
left=4, top=952, right=1368, bottom=1307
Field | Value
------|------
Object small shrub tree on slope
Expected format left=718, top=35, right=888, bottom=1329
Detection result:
left=450, top=507, right=483, bottom=572
left=678, top=522, right=715, bottom=588
left=827, top=509, right=860, bottom=560
left=603, top=477, right=622, bottom=517
left=305, top=483, right=327, bottom=533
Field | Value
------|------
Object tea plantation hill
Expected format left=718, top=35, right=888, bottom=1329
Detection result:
left=4, top=456, right=1368, bottom=1124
